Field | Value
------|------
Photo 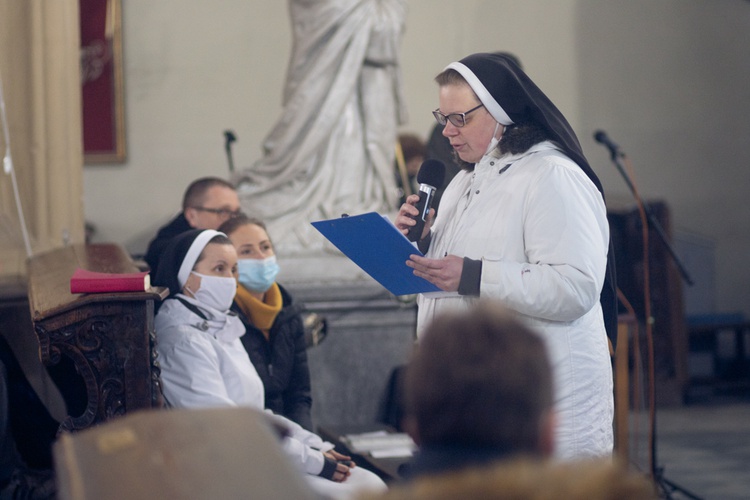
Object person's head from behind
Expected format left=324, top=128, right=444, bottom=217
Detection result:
left=182, top=177, right=241, bottom=230
left=219, top=215, right=279, bottom=296
left=433, top=52, right=552, bottom=166
left=154, top=229, right=238, bottom=312
left=404, top=303, right=555, bottom=459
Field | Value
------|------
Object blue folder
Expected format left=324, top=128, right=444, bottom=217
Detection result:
left=311, top=212, right=441, bottom=296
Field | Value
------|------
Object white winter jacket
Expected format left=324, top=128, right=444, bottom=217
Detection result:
left=155, top=296, right=333, bottom=475
left=417, top=141, right=614, bottom=459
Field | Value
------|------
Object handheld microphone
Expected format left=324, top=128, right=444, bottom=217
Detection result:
left=406, top=159, right=445, bottom=242
left=593, top=130, right=624, bottom=159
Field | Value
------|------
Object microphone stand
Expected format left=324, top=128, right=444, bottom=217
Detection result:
left=224, top=130, right=237, bottom=174
left=602, top=140, right=701, bottom=499
left=606, top=148, right=693, bottom=287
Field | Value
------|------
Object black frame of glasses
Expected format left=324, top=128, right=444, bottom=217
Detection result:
left=191, top=206, right=241, bottom=218
left=432, top=103, right=484, bottom=128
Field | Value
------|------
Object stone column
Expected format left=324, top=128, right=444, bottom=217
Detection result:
left=0, top=0, right=85, bottom=284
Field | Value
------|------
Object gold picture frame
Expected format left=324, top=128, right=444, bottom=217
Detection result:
left=80, top=0, right=126, bottom=163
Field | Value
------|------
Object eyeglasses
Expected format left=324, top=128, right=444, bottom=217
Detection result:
left=191, top=206, right=242, bottom=218
left=432, top=103, right=484, bottom=128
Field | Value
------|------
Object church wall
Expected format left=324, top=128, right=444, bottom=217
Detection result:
left=82, top=0, right=750, bottom=317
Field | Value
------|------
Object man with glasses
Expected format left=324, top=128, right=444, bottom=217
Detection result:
left=395, top=52, right=617, bottom=461
left=144, top=177, right=241, bottom=276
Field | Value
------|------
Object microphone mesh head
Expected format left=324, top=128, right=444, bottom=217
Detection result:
left=416, top=159, right=446, bottom=188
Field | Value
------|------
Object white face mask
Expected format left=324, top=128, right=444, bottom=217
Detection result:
left=187, top=272, right=237, bottom=312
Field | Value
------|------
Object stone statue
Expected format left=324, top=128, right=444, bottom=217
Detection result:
left=234, top=0, right=407, bottom=255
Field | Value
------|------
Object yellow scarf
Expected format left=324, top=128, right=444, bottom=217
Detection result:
left=234, top=283, right=283, bottom=333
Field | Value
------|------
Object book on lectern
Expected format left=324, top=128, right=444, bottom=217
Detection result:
left=70, top=268, right=151, bottom=294
left=311, top=212, right=441, bottom=296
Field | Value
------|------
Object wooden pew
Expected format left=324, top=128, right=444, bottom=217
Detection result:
left=26, top=243, right=168, bottom=432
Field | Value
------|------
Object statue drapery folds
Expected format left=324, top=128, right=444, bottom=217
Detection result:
left=235, top=0, right=407, bottom=253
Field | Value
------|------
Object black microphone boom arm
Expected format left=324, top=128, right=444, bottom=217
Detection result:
left=594, top=130, right=693, bottom=286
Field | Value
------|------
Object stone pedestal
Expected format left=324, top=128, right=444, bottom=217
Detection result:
left=284, top=263, right=417, bottom=429
left=276, top=251, right=372, bottom=286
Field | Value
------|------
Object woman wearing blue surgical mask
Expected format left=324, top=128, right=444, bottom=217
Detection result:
left=219, top=215, right=313, bottom=432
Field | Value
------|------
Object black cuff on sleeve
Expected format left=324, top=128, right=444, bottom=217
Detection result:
left=417, top=231, right=432, bottom=254
left=458, top=257, right=482, bottom=296
left=318, top=457, right=338, bottom=480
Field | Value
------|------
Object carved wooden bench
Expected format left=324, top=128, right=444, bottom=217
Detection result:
left=27, top=243, right=168, bottom=432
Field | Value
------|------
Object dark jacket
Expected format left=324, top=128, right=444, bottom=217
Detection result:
left=144, top=213, right=192, bottom=276
left=231, top=284, right=313, bottom=431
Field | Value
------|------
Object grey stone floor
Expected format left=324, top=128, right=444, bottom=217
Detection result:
left=634, top=398, right=750, bottom=500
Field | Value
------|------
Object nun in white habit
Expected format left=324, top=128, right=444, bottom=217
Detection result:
left=395, top=52, right=617, bottom=460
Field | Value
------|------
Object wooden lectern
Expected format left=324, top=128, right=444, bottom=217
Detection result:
left=27, top=244, right=168, bottom=431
